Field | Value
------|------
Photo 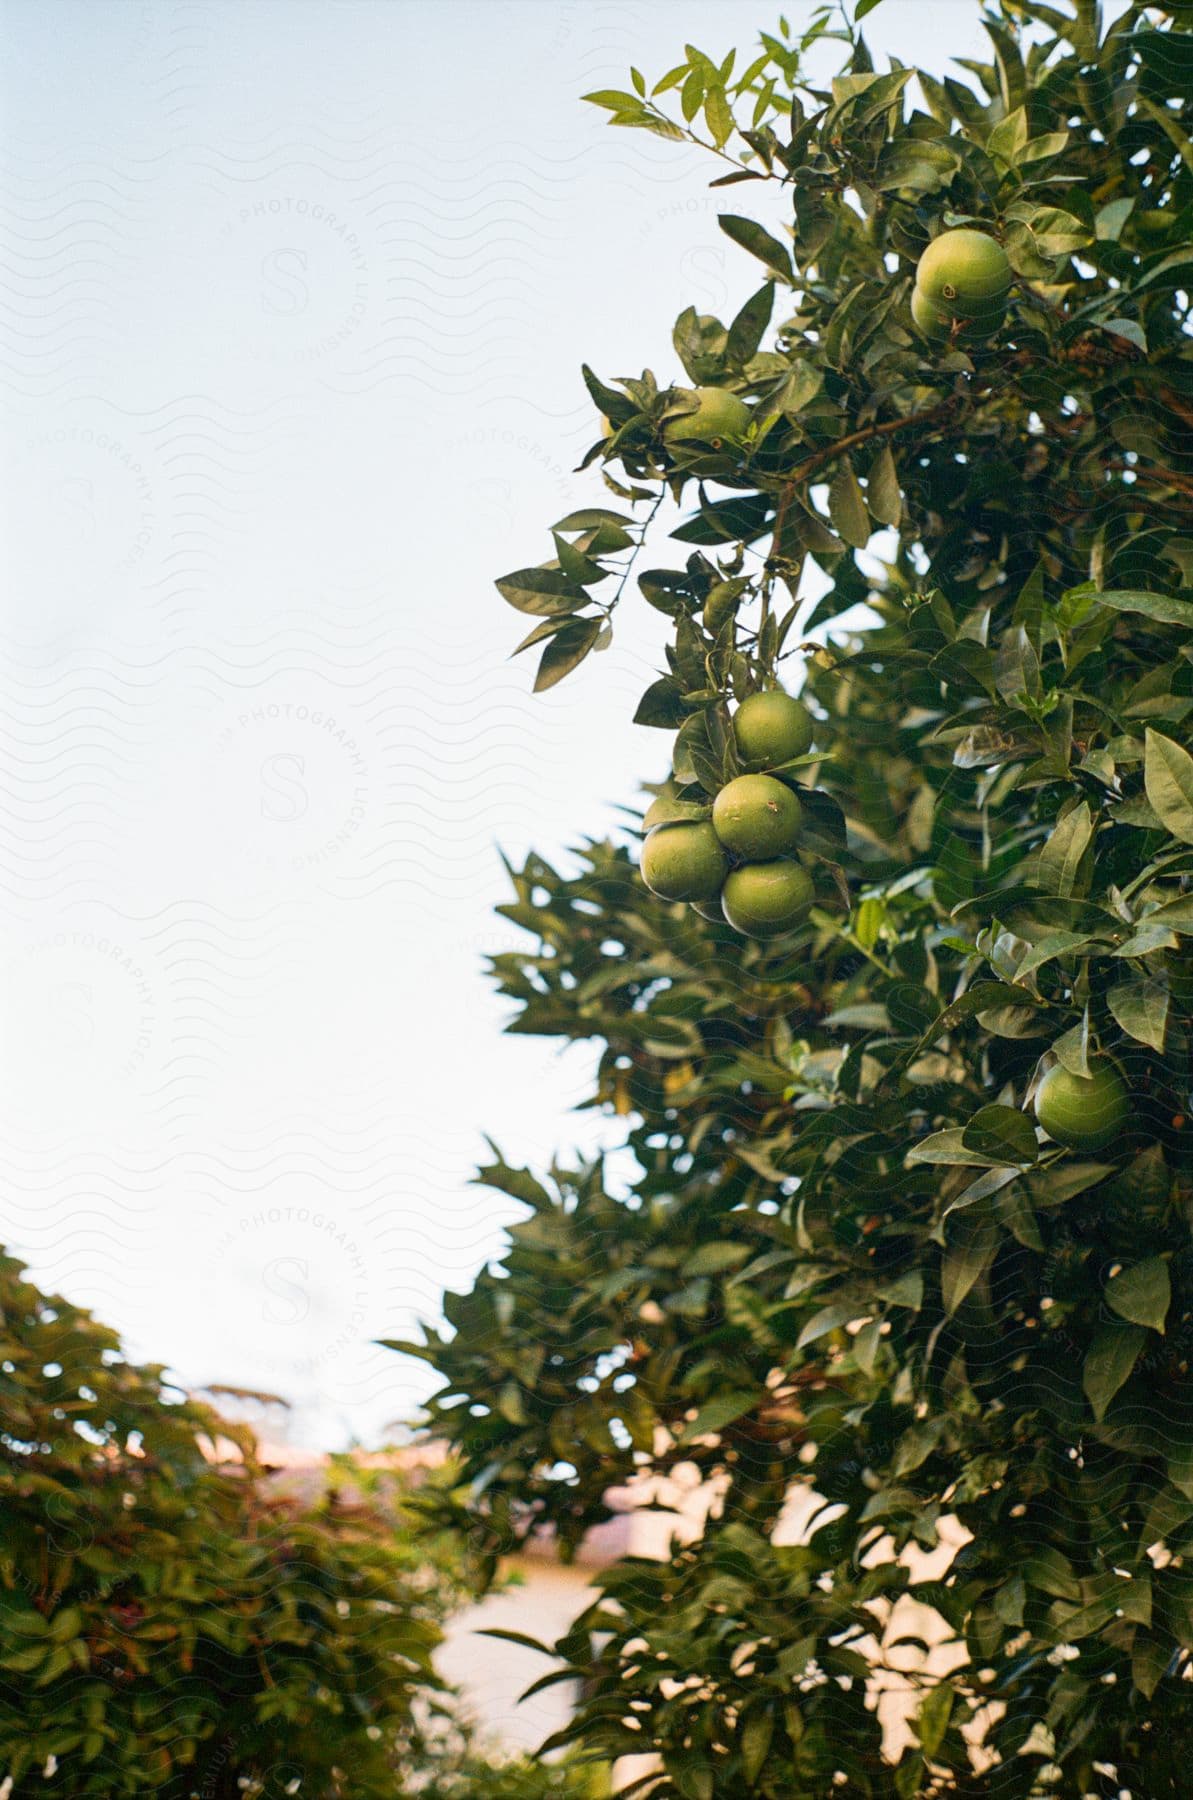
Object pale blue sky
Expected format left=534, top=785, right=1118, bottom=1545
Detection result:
left=1, top=0, right=1025, bottom=1444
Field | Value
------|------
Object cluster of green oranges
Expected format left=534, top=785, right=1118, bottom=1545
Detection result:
left=636, top=223, right=1141, bottom=1138
left=910, top=227, right=1012, bottom=344
left=622, top=230, right=1015, bottom=471
left=640, top=690, right=817, bottom=939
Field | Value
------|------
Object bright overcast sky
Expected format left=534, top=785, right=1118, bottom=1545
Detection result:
left=1, top=0, right=1061, bottom=1446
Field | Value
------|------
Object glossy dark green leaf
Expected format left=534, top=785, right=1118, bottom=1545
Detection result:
left=916, top=1681, right=954, bottom=1757
left=634, top=677, right=688, bottom=728
left=740, top=1706, right=774, bottom=1782
left=726, top=280, right=775, bottom=367
left=941, top=1215, right=999, bottom=1315
left=533, top=617, right=601, bottom=691
left=1145, top=729, right=1193, bottom=844
left=874, top=136, right=963, bottom=194
left=1107, top=976, right=1169, bottom=1053
left=717, top=213, right=794, bottom=283
left=1083, top=1324, right=1147, bottom=1422
left=1038, top=801, right=1093, bottom=897
left=1105, top=1258, right=1171, bottom=1334
left=496, top=566, right=587, bottom=617
left=961, top=1104, right=1038, bottom=1166
left=828, top=459, right=870, bottom=548
left=676, top=1389, right=760, bottom=1444
left=866, top=443, right=902, bottom=527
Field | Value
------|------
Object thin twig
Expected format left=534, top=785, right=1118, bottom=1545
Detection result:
left=1159, top=384, right=1193, bottom=434
left=607, top=488, right=666, bottom=613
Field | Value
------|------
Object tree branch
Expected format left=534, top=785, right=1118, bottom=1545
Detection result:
left=764, top=397, right=960, bottom=563
left=1108, top=461, right=1193, bottom=503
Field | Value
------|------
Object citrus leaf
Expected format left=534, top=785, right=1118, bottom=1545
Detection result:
left=1038, top=802, right=1093, bottom=897
left=477, top=1627, right=553, bottom=1653
left=961, top=1105, right=1038, bottom=1166
left=1141, top=895, right=1193, bottom=935
left=1015, top=929, right=1106, bottom=981
left=1083, top=1323, right=1146, bottom=1421
left=704, top=85, right=734, bottom=148
left=533, top=618, right=601, bottom=691
left=910, top=983, right=1046, bottom=1057
left=1132, top=1632, right=1170, bottom=1699
left=580, top=362, right=637, bottom=423
left=828, top=459, right=870, bottom=548
left=867, top=443, right=902, bottom=527
left=740, top=1708, right=774, bottom=1783
left=1107, top=976, right=1169, bottom=1053
left=874, top=137, right=962, bottom=195
left=1075, top=586, right=1193, bottom=628
left=1026, top=1161, right=1115, bottom=1207
left=1105, top=1258, right=1170, bottom=1334
left=916, top=1681, right=954, bottom=1757
left=718, top=213, right=793, bottom=283
left=552, top=507, right=634, bottom=531
left=643, top=794, right=713, bottom=828
left=1145, top=729, right=1193, bottom=844
left=497, top=566, right=587, bottom=616
left=1050, top=1011, right=1090, bottom=1078
left=726, top=280, right=775, bottom=367
left=677, top=1389, right=760, bottom=1444
left=1101, top=317, right=1147, bottom=354
left=797, top=1301, right=864, bottom=1348
left=512, top=617, right=571, bottom=656
left=942, top=1216, right=999, bottom=1315
left=987, top=105, right=1028, bottom=165
left=634, top=677, right=688, bottom=728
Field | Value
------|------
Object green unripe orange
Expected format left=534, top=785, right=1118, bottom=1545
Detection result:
left=1034, top=1060, right=1129, bottom=1152
left=722, top=860, right=814, bottom=938
left=640, top=821, right=728, bottom=902
left=911, top=284, right=951, bottom=342
left=914, top=229, right=1010, bottom=342
left=733, top=690, right=814, bottom=770
left=713, top=774, right=802, bottom=860
left=913, top=283, right=1006, bottom=345
left=917, top=228, right=1011, bottom=311
left=662, top=386, right=751, bottom=447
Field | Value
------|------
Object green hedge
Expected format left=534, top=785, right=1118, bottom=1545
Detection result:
left=0, top=1246, right=463, bottom=1798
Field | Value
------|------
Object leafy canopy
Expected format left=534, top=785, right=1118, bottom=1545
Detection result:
left=0, top=1246, right=476, bottom=1798
left=400, top=2, right=1193, bottom=1796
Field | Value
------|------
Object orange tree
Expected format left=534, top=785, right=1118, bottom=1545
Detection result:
left=396, top=3, right=1193, bottom=1795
